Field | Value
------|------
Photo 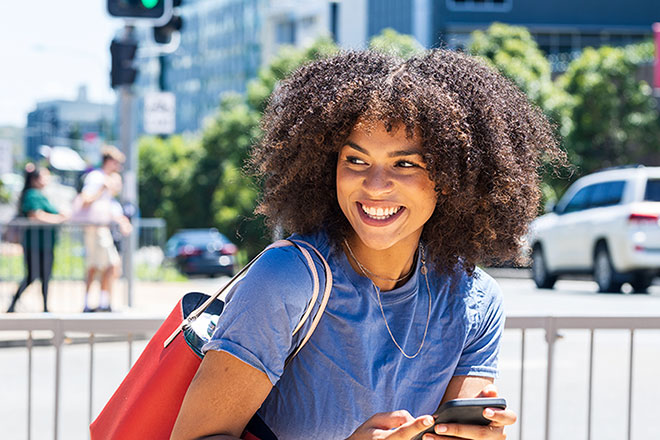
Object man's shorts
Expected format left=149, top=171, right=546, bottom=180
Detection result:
left=84, top=226, right=120, bottom=270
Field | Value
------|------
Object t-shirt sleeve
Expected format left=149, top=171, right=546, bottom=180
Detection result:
left=82, top=170, right=105, bottom=195
left=454, top=275, right=505, bottom=378
left=22, top=190, right=58, bottom=215
left=202, top=245, right=317, bottom=385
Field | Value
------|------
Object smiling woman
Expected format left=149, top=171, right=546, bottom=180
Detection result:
left=171, top=50, right=564, bottom=440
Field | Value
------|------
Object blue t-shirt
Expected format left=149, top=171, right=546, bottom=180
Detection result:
left=203, top=230, right=504, bottom=439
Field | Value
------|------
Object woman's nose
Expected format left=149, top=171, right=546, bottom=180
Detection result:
left=362, top=166, right=393, bottom=195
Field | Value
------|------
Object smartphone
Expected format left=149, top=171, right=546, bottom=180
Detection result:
left=410, top=397, right=507, bottom=440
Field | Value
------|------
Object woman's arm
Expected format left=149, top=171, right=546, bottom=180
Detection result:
left=27, top=210, right=67, bottom=224
left=170, top=350, right=274, bottom=440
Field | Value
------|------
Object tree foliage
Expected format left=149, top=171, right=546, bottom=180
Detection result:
left=369, top=28, right=423, bottom=59
left=247, top=37, right=339, bottom=113
left=196, top=94, right=264, bottom=255
left=138, top=135, right=202, bottom=235
left=469, top=22, right=567, bottom=121
left=557, top=44, right=660, bottom=173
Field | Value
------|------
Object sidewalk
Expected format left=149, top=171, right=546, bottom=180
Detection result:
left=0, top=277, right=229, bottom=315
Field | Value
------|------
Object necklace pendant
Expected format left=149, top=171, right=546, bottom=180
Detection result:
left=420, top=265, right=427, bottom=275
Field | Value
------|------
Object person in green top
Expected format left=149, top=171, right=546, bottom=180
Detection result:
left=6, top=164, right=67, bottom=313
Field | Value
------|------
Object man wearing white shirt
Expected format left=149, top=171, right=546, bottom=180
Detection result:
left=79, top=146, right=127, bottom=312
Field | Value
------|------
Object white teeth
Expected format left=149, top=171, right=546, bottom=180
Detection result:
left=361, top=204, right=401, bottom=220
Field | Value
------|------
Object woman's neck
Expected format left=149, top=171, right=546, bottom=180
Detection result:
left=343, top=233, right=421, bottom=291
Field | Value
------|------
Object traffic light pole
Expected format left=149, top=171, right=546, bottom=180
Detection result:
left=118, top=24, right=138, bottom=308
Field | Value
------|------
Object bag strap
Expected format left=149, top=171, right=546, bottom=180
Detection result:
left=164, top=239, right=332, bottom=354
left=285, top=239, right=333, bottom=365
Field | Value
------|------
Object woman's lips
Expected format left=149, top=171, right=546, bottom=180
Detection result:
left=356, top=202, right=405, bottom=226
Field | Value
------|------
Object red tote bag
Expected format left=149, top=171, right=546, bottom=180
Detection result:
left=90, top=239, right=332, bottom=440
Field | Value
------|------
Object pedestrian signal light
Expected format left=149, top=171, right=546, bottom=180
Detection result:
left=110, top=39, right=139, bottom=88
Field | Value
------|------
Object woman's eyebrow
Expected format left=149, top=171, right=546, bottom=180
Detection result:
left=388, top=149, right=423, bottom=158
left=345, top=141, right=422, bottom=158
left=345, top=141, right=367, bottom=154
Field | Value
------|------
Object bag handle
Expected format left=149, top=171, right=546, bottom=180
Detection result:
left=164, top=239, right=332, bottom=353
left=285, top=239, right=333, bottom=366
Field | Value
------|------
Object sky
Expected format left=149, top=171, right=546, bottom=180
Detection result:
left=1, top=1, right=121, bottom=127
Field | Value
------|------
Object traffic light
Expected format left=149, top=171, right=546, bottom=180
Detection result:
left=107, top=0, right=172, bottom=26
left=153, top=0, right=183, bottom=44
left=110, top=39, right=138, bottom=88
left=153, top=14, right=183, bottom=44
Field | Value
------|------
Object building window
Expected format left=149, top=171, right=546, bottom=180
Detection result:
left=446, top=0, right=512, bottom=12
left=276, top=21, right=296, bottom=45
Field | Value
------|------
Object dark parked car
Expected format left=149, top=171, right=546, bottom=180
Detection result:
left=165, top=229, right=238, bottom=277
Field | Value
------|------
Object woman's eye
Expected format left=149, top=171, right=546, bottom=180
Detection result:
left=347, top=156, right=367, bottom=165
left=396, top=160, right=418, bottom=168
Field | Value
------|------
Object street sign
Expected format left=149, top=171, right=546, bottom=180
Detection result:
left=143, top=91, right=176, bottom=134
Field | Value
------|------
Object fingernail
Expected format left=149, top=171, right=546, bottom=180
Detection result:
left=484, top=408, right=495, bottom=417
left=435, top=424, right=447, bottom=433
left=423, top=416, right=434, bottom=426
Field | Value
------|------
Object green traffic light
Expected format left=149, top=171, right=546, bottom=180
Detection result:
left=141, top=0, right=159, bottom=8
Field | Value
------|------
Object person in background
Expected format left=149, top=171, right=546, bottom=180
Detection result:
left=7, top=164, right=67, bottom=313
left=79, top=146, right=126, bottom=312
left=107, top=172, right=133, bottom=253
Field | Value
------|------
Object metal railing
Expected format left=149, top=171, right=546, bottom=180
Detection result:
left=0, top=314, right=659, bottom=440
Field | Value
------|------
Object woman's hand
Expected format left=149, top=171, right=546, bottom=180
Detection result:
left=346, top=410, right=435, bottom=440
left=428, top=384, right=516, bottom=440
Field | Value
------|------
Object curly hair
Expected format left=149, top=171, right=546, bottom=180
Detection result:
left=250, top=49, right=564, bottom=274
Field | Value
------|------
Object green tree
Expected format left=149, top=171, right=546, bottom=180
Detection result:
left=193, top=94, right=264, bottom=254
left=557, top=44, right=660, bottom=173
left=0, top=178, right=10, bottom=204
left=368, top=28, right=423, bottom=59
left=246, top=36, right=339, bottom=113
left=470, top=23, right=572, bottom=205
left=138, top=135, right=202, bottom=235
left=469, top=23, right=567, bottom=122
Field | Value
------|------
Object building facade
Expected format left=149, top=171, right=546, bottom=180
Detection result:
left=433, top=0, right=657, bottom=60
left=334, top=0, right=656, bottom=65
left=25, top=86, right=114, bottom=163
left=134, top=0, right=331, bottom=134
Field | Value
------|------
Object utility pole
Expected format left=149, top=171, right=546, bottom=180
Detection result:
left=107, top=0, right=182, bottom=307
left=118, top=25, right=138, bottom=307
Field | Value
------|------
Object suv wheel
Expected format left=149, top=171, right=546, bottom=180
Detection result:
left=593, top=244, right=622, bottom=293
left=531, top=246, right=557, bottom=289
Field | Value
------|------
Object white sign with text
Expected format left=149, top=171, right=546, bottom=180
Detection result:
left=144, top=91, right=176, bottom=135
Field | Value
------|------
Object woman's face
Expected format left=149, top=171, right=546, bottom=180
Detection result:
left=336, top=122, right=437, bottom=251
left=35, top=169, right=50, bottom=189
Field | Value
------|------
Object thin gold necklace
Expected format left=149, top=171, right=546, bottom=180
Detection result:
left=344, top=239, right=432, bottom=359
left=343, top=239, right=415, bottom=282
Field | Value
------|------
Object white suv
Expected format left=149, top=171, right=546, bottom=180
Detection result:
left=528, top=166, right=660, bottom=293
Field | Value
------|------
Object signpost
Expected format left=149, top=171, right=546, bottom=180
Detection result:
left=144, top=91, right=176, bottom=135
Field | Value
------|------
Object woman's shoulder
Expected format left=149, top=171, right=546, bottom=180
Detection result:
left=21, top=189, right=46, bottom=211
left=439, top=266, right=503, bottom=313
left=236, top=231, right=331, bottom=301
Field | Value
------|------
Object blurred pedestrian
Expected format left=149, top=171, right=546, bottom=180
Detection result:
left=78, top=146, right=126, bottom=312
left=107, top=172, right=133, bottom=253
left=6, top=164, right=67, bottom=313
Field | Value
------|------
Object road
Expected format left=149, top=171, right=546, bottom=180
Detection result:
left=1, top=275, right=659, bottom=440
